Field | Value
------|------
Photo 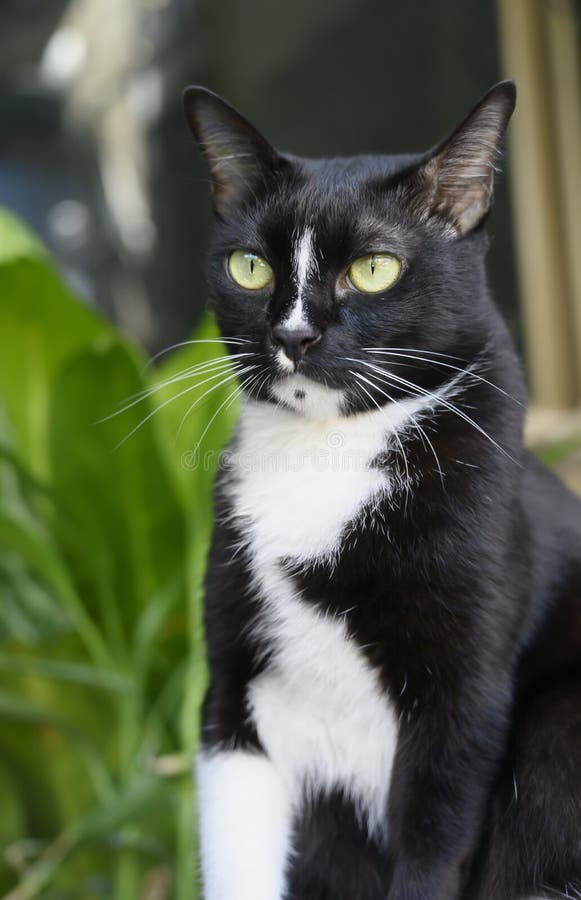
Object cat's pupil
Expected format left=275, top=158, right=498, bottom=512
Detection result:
left=250, top=258, right=255, bottom=274
left=370, top=256, right=376, bottom=276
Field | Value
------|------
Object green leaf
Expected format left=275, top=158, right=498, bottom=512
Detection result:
left=0, top=554, right=69, bottom=644
left=154, top=314, right=240, bottom=504
left=0, top=762, right=26, bottom=857
left=0, top=652, right=128, bottom=693
left=0, top=254, right=104, bottom=478
left=5, top=774, right=169, bottom=900
left=48, top=340, right=189, bottom=664
left=0, top=210, right=208, bottom=899
left=0, top=208, right=46, bottom=265
left=0, top=512, right=111, bottom=665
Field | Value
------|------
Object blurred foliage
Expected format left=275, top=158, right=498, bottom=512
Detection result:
left=0, top=209, right=238, bottom=899
left=536, top=435, right=581, bottom=469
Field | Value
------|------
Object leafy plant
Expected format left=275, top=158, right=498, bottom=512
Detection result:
left=0, top=209, right=236, bottom=898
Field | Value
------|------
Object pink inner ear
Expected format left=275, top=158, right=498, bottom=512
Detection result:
left=412, top=84, right=515, bottom=236
left=432, top=147, right=496, bottom=235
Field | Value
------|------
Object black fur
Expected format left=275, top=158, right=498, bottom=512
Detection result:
left=185, top=82, right=581, bottom=900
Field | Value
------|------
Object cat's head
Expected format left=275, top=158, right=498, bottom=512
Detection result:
left=183, top=82, right=515, bottom=419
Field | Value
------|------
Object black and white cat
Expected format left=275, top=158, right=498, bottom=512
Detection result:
left=183, top=82, right=581, bottom=900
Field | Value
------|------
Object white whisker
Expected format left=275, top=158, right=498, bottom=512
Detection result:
left=362, top=348, right=522, bottom=405
left=363, top=346, right=466, bottom=362
left=191, top=369, right=263, bottom=452
left=101, top=354, right=256, bottom=422
left=176, top=363, right=259, bottom=437
left=115, top=363, right=251, bottom=449
left=350, top=372, right=412, bottom=502
left=133, top=352, right=255, bottom=400
left=147, top=337, right=253, bottom=368
left=354, top=359, right=517, bottom=463
left=249, top=369, right=273, bottom=403
left=349, top=363, right=445, bottom=485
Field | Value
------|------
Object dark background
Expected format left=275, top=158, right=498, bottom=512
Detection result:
left=0, top=0, right=519, bottom=355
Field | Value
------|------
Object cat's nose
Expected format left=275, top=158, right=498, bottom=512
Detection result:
left=271, top=323, right=322, bottom=367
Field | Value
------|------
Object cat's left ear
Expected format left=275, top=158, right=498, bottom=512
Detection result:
left=408, top=80, right=516, bottom=236
left=183, top=86, right=284, bottom=216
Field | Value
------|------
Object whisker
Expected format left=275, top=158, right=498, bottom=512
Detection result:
left=351, top=367, right=446, bottom=487
left=146, top=337, right=253, bottom=368
left=362, top=349, right=522, bottom=405
left=363, top=346, right=467, bottom=362
left=356, top=359, right=517, bottom=463
left=242, top=370, right=267, bottom=405
left=249, top=369, right=273, bottom=403
left=131, top=353, right=253, bottom=400
left=115, top=363, right=251, bottom=449
left=176, top=363, right=259, bottom=437
left=191, top=369, right=262, bottom=452
left=350, top=372, right=412, bottom=501
left=100, top=354, right=256, bottom=422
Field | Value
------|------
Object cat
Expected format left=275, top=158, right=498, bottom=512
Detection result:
left=183, top=81, right=581, bottom=900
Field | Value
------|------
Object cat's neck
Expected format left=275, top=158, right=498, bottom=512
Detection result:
left=237, top=378, right=454, bottom=460
left=241, top=369, right=464, bottom=438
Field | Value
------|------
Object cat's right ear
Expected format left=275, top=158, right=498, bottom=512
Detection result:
left=183, top=86, right=283, bottom=217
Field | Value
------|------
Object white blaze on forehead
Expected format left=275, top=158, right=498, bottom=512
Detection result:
left=282, top=226, right=318, bottom=329
left=294, top=225, right=318, bottom=292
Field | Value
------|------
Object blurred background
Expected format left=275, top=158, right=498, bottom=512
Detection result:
left=2, top=0, right=581, bottom=430
left=2, top=0, right=581, bottom=402
left=0, top=1, right=580, bottom=897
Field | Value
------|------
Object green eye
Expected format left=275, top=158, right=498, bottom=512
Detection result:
left=348, top=254, right=402, bottom=294
left=228, top=250, right=273, bottom=290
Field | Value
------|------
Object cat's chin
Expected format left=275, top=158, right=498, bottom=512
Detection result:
left=268, top=372, right=346, bottom=420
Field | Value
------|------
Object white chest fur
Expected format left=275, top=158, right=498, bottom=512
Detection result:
left=229, top=392, right=412, bottom=563
left=247, top=565, right=398, bottom=837
left=225, top=394, right=426, bottom=836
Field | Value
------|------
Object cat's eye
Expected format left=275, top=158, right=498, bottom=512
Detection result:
left=228, top=250, right=274, bottom=290
left=347, top=254, right=402, bottom=294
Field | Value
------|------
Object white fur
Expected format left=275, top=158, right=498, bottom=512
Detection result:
left=198, top=386, right=458, bottom=900
left=282, top=227, right=317, bottom=329
left=220, top=393, right=445, bottom=848
left=230, top=392, right=433, bottom=561
left=247, top=570, right=399, bottom=838
left=201, top=386, right=454, bottom=890
left=197, top=750, right=292, bottom=900
left=274, top=348, right=295, bottom=374
left=270, top=371, right=344, bottom=419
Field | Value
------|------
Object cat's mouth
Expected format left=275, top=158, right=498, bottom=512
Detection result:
left=272, top=347, right=336, bottom=384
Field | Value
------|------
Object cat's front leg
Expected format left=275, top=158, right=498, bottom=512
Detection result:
left=199, top=509, right=293, bottom=900
left=197, top=747, right=292, bottom=900
left=385, top=689, right=511, bottom=900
